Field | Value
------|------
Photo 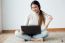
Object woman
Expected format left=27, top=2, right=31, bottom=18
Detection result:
left=15, top=0, right=53, bottom=41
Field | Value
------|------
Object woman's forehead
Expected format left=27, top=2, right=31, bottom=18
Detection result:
left=31, top=4, right=38, bottom=7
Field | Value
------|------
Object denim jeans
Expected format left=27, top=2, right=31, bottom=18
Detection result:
left=15, top=29, right=48, bottom=40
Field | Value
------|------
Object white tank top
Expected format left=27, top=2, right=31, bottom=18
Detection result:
left=25, top=11, right=49, bottom=31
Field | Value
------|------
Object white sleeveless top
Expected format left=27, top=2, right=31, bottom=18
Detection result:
left=25, top=11, right=50, bottom=32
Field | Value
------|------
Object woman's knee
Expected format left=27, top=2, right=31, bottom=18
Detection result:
left=41, top=31, right=48, bottom=35
left=15, top=30, right=22, bottom=36
left=43, top=34, right=48, bottom=38
left=15, top=30, right=31, bottom=40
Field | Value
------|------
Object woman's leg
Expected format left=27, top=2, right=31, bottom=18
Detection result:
left=32, top=30, right=48, bottom=39
left=15, top=30, right=32, bottom=41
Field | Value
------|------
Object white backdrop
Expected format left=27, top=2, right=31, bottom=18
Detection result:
left=0, top=0, right=2, bottom=31
left=1, top=0, right=65, bottom=30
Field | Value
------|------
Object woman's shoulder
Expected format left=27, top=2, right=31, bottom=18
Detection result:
left=42, top=11, right=49, bottom=16
left=42, top=11, right=53, bottom=21
left=27, top=12, right=34, bottom=19
left=42, top=11, right=52, bottom=18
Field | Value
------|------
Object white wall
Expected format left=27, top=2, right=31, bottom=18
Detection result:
left=0, top=0, right=2, bottom=32
left=2, top=0, right=33, bottom=30
left=44, top=0, right=65, bottom=28
left=0, top=0, right=1, bottom=28
left=1, top=0, right=65, bottom=30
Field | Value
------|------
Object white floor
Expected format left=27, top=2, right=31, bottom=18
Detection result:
left=0, top=32, right=65, bottom=43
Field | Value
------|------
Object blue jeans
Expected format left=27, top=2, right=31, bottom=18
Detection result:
left=15, top=30, right=48, bottom=40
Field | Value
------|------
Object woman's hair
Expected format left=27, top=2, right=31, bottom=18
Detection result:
left=31, top=0, right=45, bottom=25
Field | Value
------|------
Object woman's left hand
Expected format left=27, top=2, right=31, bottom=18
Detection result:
left=48, top=15, right=53, bottom=21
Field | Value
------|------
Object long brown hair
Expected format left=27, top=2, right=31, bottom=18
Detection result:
left=39, top=10, right=45, bottom=25
left=31, top=0, right=45, bottom=25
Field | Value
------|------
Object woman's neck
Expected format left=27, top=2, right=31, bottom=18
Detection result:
left=32, top=11, right=40, bottom=16
left=36, top=11, right=40, bottom=15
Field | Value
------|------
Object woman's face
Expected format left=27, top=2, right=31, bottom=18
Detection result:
left=31, top=4, right=40, bottom=13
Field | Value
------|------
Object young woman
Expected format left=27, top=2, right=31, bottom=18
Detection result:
left=15, top=0, right=53, bottom=41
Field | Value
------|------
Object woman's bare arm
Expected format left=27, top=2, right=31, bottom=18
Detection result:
left=45, top=15, right=53, bottom=29
left=43, top=12, right=53, bottom=29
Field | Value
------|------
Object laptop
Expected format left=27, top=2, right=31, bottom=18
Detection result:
left=21, top=25, right=41, bottom=35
